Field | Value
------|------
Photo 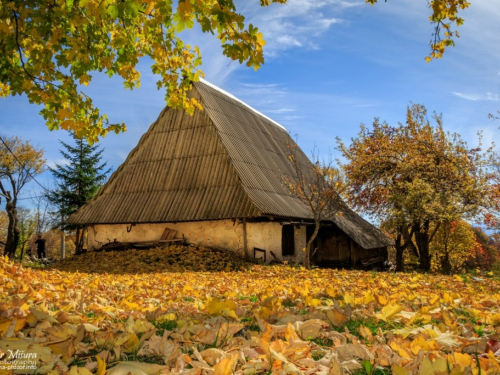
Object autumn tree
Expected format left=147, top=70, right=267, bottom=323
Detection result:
left=484, top=151, right=500, bottom=237
left=0, top=136, right=45, bottom=258
left=338, top=104, right=495, bottom=272
left=429, top=220, right=476, bottom=274
left=17, top=207, right=36, bottom=260
left=466, top=227, right=498, bottom=271
left=0, top=0, right=287, bottom=142
left=0, top=209, right=7, bottom=251
left=285, top=144, right=345, bottom=269
left=0, top=0, right=470, bottom=142
left=48, top=133, right=110, bottom=253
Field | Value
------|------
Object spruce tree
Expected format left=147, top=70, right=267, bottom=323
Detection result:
left=49, top=133, right=110, bottom=253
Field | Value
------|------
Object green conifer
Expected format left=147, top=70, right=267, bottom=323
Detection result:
left=49, top=134, right=110, bottom=253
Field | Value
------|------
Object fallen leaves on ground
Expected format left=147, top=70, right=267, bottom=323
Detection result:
left=50, top=245, right=251, bottom=274
left=1, top=248, right=500, bottom=374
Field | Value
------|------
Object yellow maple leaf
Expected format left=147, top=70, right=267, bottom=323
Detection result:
left=206, top=297, right=238, bottom=319
left=375, top=304, right=403, bottom=322
left=364, top=291, right=376, bottom=304
left=344, top=293, right=355, bottom=306
left=391, top=364, right=409, bottom=375
left=390, top=341, right=412, bottom=358
left=418, top=357, right=448, bottom=375
left=95, top=355, right=106, bottom=375
left=213, top=353, right=238, bottom=375
left=447, top=352, right=472, bottom=369
left=376, top=294, right=388, bottom=305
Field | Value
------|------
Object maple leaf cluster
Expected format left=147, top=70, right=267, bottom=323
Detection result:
left=1, top=248, right=500, bottom=374
left=0, top=0, right=284, bottom=142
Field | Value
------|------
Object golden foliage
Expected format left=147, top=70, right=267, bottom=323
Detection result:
left=430, top=221, right=477, bottom=274
left=1, top=248, right=500, bottom=373
left=0, top=136, right=45, bottom=177
left=0, top=210, right=7, bottom=249
left=338, top=103, right=496, bottom=271
left=367, top=0, right=470, bottom=61
left=0, top=136, right=45, bottom=256
left=0, top=0, right=285, bottom=142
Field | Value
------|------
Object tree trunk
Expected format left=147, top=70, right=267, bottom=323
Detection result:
left=79, top=227, right=86, bottom=252
left=440, top=223, right=451, bottom=274
left=395, top=226, right=415, bottom=272
left=414, top=221, right=431, bottom=272
left=395, top=240, right=405, bottom=272
left=305, top=220, right=320, bottom=270
left=5, top=201, right=20, bottom=258
left=75, top=227, right=81, bottom=254
left=440, top=252, right=451, bottom=275
left=20, top=243, right=25, bottom=261
left=75, top=227, right=86, bottom=253
left=408, top=241, right=420, bottom=258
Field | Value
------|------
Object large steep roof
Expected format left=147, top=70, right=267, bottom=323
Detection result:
left=69, top=79, right=392, bottom=249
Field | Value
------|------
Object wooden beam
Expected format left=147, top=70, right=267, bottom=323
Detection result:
left=242, top=218, right=248, bottom=259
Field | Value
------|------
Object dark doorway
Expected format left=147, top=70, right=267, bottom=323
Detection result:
left=282, top=225, right=295, bottom=256
left=313, top=226, right=352, bottom=267
left=306, top=225, right=315, bottom=244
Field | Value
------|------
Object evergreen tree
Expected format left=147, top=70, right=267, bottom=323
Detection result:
left=49, top=134, right=110, bottom=253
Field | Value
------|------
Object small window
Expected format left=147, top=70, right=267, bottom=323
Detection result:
left=282, top=225, right=295, bottom=256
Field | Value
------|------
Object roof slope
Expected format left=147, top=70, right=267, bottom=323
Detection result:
left=69, top=79, right=392, bottom=249
left=69, top=88, right=260, bottom=224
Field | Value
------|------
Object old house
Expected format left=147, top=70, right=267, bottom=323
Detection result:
left=69, top=79, right=392, bottom=267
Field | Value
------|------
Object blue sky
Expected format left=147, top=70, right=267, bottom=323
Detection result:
left=0, top=0, right=499, bottom=205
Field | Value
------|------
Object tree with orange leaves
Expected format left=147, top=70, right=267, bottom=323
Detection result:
left=338, top=104, right=497, bottom=272
left=484, top=152, right=500, bottom=238
left=0, top=136, right=45, bottom=258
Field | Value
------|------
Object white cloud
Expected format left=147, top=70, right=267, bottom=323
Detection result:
left=237, top=0, right=354, bottom=56
left=239, top=83, right=281, bottom=88
left=487, top=93, right=499, bottom=101
left=266, top=108, right=296, bottom=114
left=176, top=0, right=362, bottom=83
left=46, top=158, right=70, bottom=170
left=236, top=82, right=287, bottom=98
left=452, top=92, right=499, bottom=101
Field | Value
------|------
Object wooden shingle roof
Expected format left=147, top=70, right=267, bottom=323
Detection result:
left=69, top=79, right=392, bottom=249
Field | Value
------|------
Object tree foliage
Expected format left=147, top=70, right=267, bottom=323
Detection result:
left=368, top=0, right=470, bottom=61
left=0, top=135, right=45, bottom=257
left=429, top=220, right=476, bottom=274
left=338, top=104, right=496, bottom=272
left=0, top=209, right=7, bottom=249
left=484, top=151, right=500, bottom=238
left=0, top=0, right=286, bottom=142
left=48, top=133, right=110, bottom=253
left=467, top=227, right=499, bottom=271
left=0, top=0, right=472, bottom=142
left=17, top=206, right=36, bottom=259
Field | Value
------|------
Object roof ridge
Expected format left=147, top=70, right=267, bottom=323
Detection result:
left=197, top=78, right=287, bottom=131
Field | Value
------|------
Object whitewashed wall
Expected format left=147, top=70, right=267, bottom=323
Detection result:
left=88, top=220, right=307, bottom=263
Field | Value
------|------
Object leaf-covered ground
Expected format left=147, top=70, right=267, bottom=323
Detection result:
left=1, top=246, right=500, bottom=375
left=50, top=246, right=251, bottom=274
